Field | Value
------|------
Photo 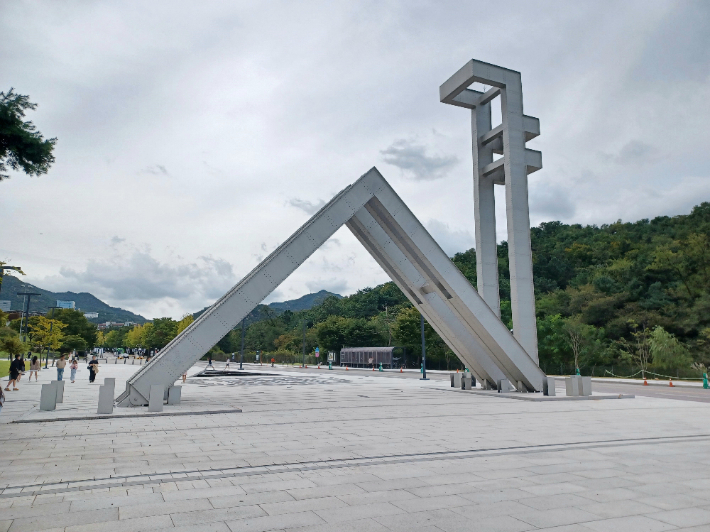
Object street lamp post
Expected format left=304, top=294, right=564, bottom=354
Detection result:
left=239, top=318, right=245, bottom=370
left=420, top=313, right=428, bottom=381
left=17, top=292, right=41, bottom=343
left=44, top=306, right=60, bottom=369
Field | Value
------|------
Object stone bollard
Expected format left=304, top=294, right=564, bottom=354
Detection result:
left=580, top=376, right=592, bottom=396
left=167, top=386, right=181, bottom=405
left=451, top=373, right=462, bottom=388
left=565, top=375, right=581, bottom=396
left=462, top=374, right=472, bottom=390
left=149, top=385, right=163, bottom=412
left=542, top=376, right=556, bottom=396
left=51, top=380, right=65, bottom=403
left=97, top=378, right=115, bottom=415
left=40, top=382, right=58, bottom=411
left=497, top=379, right=510, bottom=393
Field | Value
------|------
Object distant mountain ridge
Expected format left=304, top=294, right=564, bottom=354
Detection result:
left=192, top=289, right=342, bottom=323
left=0, top=275, right=147, bottom=324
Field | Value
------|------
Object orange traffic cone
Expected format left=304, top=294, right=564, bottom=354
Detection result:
left=456, top=369, right=459, bottom=373
left=643, top=378, right=649, bottom=386
left=400, top=366, right=403, bottom=373
left=372, top=366, right=375, bottom=371
left=318, top=364, right=320, bottom=369
left=669, top=378, right=674, bottom=387
left=346, top=366, right=349, bottom=371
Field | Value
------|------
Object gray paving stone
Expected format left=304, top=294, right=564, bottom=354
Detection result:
left=8, top=507, right=118, bottom=532
left=652, top=508, right=710, bottom=528
left=225, top=510, right=325, bottom=531
left=315, top=501, right=404, bottom=524
left=118, top=498, right=212, bottom=520
left=64, top=515, right=173, bottom=532
left=582, top=515, right=677, bottom=532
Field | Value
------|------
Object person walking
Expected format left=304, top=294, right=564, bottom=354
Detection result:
left=56, top=355, right=67, bottom=381
left=5, top=354, right=24, bottom=391
left=207, top=356, right=214, bottom=370
left=16, top=352, right=28, bottom=383
left=70, top=358, right=78, bottom=383
left=29, top=356, right=40, bottom=381
left=88, top=355, right=99, bottom=383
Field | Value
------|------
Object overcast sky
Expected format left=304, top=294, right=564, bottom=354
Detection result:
left=1, top=1, right=709, bottom=320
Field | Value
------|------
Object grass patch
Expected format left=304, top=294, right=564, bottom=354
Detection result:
left=0, top=359, right=31, bottom=379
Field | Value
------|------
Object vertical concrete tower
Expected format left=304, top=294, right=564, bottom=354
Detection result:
left=440, top=60, right=542, bottom=363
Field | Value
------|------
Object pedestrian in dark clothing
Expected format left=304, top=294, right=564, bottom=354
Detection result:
left=5, top=354, right=24, bottom=391
left=88, top=355, right=99, bottom=383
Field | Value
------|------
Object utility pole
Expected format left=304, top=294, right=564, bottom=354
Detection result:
left=239, top=318, right=245, bottom=370
left=302, top=320, right=306, bottom=368
left=44, top=306, right=60, bottom=369
left=420, top=312, right=428, bottom=380
left=17, top=292, right=41, bottom=343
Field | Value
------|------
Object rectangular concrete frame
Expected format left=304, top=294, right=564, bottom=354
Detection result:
left=40, top=383, right=57, bottom=411
left=52, top=380, right=64, bottom=403
left=117, top=168, right=545, bottom=406
left=440, top=59, right=541, bottom=363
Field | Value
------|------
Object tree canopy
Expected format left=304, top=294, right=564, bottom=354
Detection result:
left=0, top=88, right=56, bottom=181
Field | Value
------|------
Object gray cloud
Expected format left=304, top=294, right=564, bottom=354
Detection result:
left=141, top=164, right=169, bottom=176
left=614, top=140, right=659, bottom=166
left=529, top=184, right=576, bottom=221
left=381, top=139, right=459, bottom=180
left=110, top=236, right=125, bottom=246
left=46, top=250, right=237, bottom=317
left=288, top=198, right=327, bottom=215
left=426, top=219, right=475, bottom=256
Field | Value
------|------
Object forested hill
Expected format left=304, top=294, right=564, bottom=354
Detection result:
left=0, top=275, right=146, bottom=324
left=222, top=202, right=710, bottom=375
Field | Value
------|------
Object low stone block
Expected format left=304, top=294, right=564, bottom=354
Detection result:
left=167, top=386, right=181, bottom=405
left=543, top=376, right=556, bottom=396
left=451, top=373, right=462, bottom=388
left=40, top=383, right=57, bottom=411
left=462, top=375, right=472, bottom=390
left=581, top=376, right=592, bottom=396
left=565, top=376, right=580, bottom=396
left=97, top=385, right=114, bottom=414
left=149, top=385, right=163, bottom=412
left=497, top=378, right=510, bottom=393
left=52, top=380, right=65, bottom=403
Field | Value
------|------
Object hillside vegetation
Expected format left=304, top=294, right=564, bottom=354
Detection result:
left=217, top=202, right=710, bottom=375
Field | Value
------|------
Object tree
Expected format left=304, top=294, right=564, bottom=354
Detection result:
left=1, top=335, right=26, bottom=357
left=145, top=318, right=178, bottom=349
left=0, top=88, right=56, bottom=181
left=60, top=335, right=88, bottom=354
left=29, top=316, right=65, bottom=353
left=176, top=314, right=194, bottom=335
left=52, top=309, right=98, bottom=348
left=649, top=326, right=692, bottom=370
left=618, top=321, right=652, bottom=378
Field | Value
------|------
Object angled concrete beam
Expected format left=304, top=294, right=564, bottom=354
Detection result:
left=117, top=168, right=545, bottom=406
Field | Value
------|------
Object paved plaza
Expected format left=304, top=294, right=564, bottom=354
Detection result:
left=1, top=362, right=710, bottom=532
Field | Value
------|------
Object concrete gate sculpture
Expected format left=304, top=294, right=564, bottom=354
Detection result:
left=117, top=59, right=548, bottom=406
left=117, top=168, right=545, bottom=406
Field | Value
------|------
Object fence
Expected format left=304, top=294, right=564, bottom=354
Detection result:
left=542, top=364, right=705, bottom=380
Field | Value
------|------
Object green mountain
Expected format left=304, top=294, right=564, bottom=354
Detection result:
left=0, top=275, right=147, bottom=324
left=193, top=290, right=342, bottom=324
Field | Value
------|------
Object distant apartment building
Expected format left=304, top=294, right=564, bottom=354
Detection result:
left=97, top=321, right=137, bottom=330
left=84, top=312, right=99, bottom=319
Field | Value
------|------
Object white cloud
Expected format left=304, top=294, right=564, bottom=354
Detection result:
left=381, top=138, right=459, bottom=180
left=1, top=0, right=709, bottom=318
